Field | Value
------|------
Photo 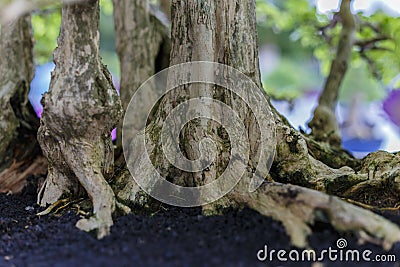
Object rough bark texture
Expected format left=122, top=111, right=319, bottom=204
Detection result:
left=308, top=0, right=356, bottom=147
left=271, top=111, right=400, bottom=209
left=28, top=0, right=400, bottom=248
left=118, top=0, right=400, bottom=249
left=233, top=182, right=400, bottom=249
left=37, top=0, right=124, bottom=238
left=0, top=0, right=96, bottom=25
left=0, top=15, right=46, bottom=193
left=111, top=0, right=171, bottom=203
left=238, top=109, right=400, bottom=247
left=120, top=0, right=275, bottom=212
left=113, top=0, right=170, bottom=150
left=113, top=0, right=170, bottom=111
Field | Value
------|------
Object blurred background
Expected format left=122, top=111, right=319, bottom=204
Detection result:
left=28, top=0, right=400, bottom=158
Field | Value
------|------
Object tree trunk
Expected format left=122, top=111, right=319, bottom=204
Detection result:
left=0, top=15, right=46, bottom=193
left=113, top=0, right=170, bottom=111
left=112, top=0, right=170, bottom=151
left=37, top=0, right=124, bottom=238
left=31, top=0, right=400, bottom=248
left=120, top=0, right=400, bottom=248
left=308, top=0, right=356, bottom=147
left=121, top=0, right=275, bottom=211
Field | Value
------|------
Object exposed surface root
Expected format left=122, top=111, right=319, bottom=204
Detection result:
left=272, top=124, right=400, bottom=207
left=62, top=138, right=117, bottom=239
left=304, top=135, right=360, bottom=169
left=233, top=182, right=400, bottom=249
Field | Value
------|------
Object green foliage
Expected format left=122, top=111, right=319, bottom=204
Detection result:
left=100, top=0, right=116, bottom=52
left=257, top=0, right=330, bottom=100
left=356, top=11, right=400, bottom=85
left=256, top=0, right=327, bottom=47
left=340, top=62, right=384, bottom=103
left=99, top=0, right=119, bottom=77
left=100, top=0, right=113, bottom=15
left=263, top=57, right=321, bottom=99
left=30, top=0, right=119, bottom=78
left=256, top=0, right=400, bottom=101
left=31, top=10, right=61, bottom=64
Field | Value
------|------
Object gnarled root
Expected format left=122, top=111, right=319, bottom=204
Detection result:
left=233, top=182, right=400, bottom=249
left=37, top=129, right=121, bottom=238
left=62, top=138, right=116, bottom=239
left=273, top=124, right=400, bottom=207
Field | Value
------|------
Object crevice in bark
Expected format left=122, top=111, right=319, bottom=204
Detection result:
left=308, top=0, right=356, bottom=147
left=0, top=15, right=46, bottom=193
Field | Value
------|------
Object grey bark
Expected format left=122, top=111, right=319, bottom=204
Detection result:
left=0, top=1, right=99, bottom=25
left=30, top=0, right=400, bottom=249
left=308, top=0, right=356, bottom=146
left=37, top=0, right=124, bottom=238
left=113, top=0, right=170, bottom=150
left=113, top=0, right=170, bottom=111
left=119, top=0, right=275, bottom=212
left=167, top=0, right=272, bottom=212
left=119, top=0, right=400, bottom=248
left=0, top=15, right=44, bottom=193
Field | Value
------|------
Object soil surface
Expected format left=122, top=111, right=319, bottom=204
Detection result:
left=0, top=179, right=399, bottom=267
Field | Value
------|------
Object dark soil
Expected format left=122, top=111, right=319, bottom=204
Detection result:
left=0, top=179, right=399, bottom=267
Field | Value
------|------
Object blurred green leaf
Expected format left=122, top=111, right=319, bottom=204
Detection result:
left=100, top=0, right=113, bottom=16
left=256, top=0, right=400, bottom=102
left=32, top=10, right=61, bottom=64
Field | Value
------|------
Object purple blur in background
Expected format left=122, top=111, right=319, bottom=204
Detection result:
left=383, top=89, right=400, bottom=127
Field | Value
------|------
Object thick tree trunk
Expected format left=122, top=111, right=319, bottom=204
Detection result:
left=0, top=15, right=46, bottom=193
left=120, top=0, right=275, bottom=212
left=167, top=0, right=274, bottom=212
left=120, top=0, right=400, bottom=248
left=37, top=0, right=124, bottom=238
left=308, top=0, right=356, bottom=146
left=31, top=0, right=400, bottom=248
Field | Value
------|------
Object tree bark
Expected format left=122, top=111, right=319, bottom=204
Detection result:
left=120, top=0, right=276, bottom=212
left=113, top=0, right=170, bottom=111
left=113, top=0, right=170, bottom=151
left=120, top=0, right=400, bottom=248
left=308, top=0, right=356, bottom=146
left=37, top=0, right=124, bottom=238
left=0, top=15, right=46, bottom=193
left=30, top=0, right=400, bottom=249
